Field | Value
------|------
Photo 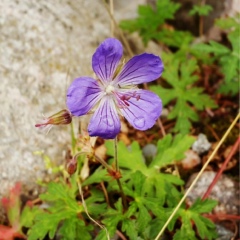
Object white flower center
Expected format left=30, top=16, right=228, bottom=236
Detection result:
left=105, top=85, right=115, bottom=94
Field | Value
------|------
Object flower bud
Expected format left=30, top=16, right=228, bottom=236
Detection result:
left=66, top=158, right=77, bottom=175
left=35, top=109, right=72, bottom=130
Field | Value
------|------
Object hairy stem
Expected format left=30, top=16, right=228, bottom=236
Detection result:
left=103, top=0, right=134, bottom=57
left=114, top=137, right=127, bottom=210
left=95, top=155, right=112, bottom=172
left=199, top=0, right=206, bottom=36
left=114, top=137, right=119, bottom=171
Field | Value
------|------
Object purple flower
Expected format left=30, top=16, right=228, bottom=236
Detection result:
left=67, top=38, right=163, bottom=139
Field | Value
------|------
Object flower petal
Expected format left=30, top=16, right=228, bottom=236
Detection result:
left=92, top=38, right=123, bottom=82
left=120, top=89, right=162, bottom=130
left=115, top=53, right=164, bottom=85
left=66, top=77, right=102, bottom=116
left=88, top=97, right=121, bottom=139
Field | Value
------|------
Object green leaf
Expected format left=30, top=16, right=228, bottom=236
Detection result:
left=58, top=217, right=93, bottom=240
left=189, top=4, right=213, bottom=16
left=28, top=212, right=67, bottom=240
left=105, top=137, right=185, bottom=205
left=40, top=181, right=82, bottom=213
left=174, top=223, right=197, bottom=240
left=192, top=41, right=230, bottom=55
left=20, top=206, right=41, bottom=228
left=27, top=180, right=86, bottom=240
left=97, top=199, right=139, bottom=239
left=215, top=14, right=240, bottom=30
left=119, top=0, right=180, bottom=44
left=150, top=57, right=217, bottom=133
left=146, top=218, right=166, bottom=239
left=151, top=134, right=195, bottom=168
left=173, top=200, right=218, bottom=240
left=82, top=167, right=110, bottom=186
left=136, top=204, right=152, bottom=231
left=122, top=219, right=138, bottom=239
left=192, top=19, right=239, bottom=95
left=218, top=79, right=239, bottom=95
left=105, top=140, right=146, bottom=173
left=189, top=198, right=218, bottom=214
left=85, top=189, right=107, bottom=215
left=157, top=29, right=193, bottom=50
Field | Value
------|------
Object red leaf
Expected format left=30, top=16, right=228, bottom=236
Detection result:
left=0, top=225, right=25, bottom=240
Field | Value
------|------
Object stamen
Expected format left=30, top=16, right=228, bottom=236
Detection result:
left=114, top=91, right=141, bottom=108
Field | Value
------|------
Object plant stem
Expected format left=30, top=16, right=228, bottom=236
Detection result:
left=100, top=182, right=110, bottom=206
left=204, top=213, right=240, bottom=221
left=114, top=137, right=127, bottom=210
left=109, top=0, right=114, bottom=37
left=95, top=155, right=112, bottom=172
left=157, top=118, right=166, bottom=137
left=102, top=0, right=134, bottom=57
left=114, top=137, right=119, bottom=171
left=199, top=0, right=206, bottom=37
left=202, top=136, right=240, bottom=200
left=77, top=178, right=110, bottom=240
left=154, top=112, right=240, bottom=240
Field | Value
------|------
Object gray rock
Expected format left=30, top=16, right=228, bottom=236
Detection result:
left=0, top=0, right=145, bottom=198
left=192, top=133, right=211, bottom=154
left=186, top=171, right=239, bottom=215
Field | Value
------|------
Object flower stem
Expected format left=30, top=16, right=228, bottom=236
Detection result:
left=95, top=155, right=112, bottom=172
left=114, top=137, right=119, bottom=171
left=114, top=137, right=127, bottom=210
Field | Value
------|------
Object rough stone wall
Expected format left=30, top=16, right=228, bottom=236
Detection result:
left=0, top=0, right=145, bottom=198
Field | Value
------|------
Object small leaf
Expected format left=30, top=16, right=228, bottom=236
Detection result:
left=27, top=212, right=63, bottom=240
left=189, top=4, right=213, bottom=16
left=192, top=41, right=230, bottom=55
left=122, top=219, right=138, bottom=239
left=119, top=0, right=180, bottom=44
left=58, top=217, right=93, bottom=240
left=150, top=57, right=217, bottom=134
left=20, top=206, right=41, bottom=228
left=190, top=198, right=218, bottom=213
left=151, top=134, right=195, bottom=168
left=105, top=140, right=147, bottom=173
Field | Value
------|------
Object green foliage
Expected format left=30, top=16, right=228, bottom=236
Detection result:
left=5, top=134, right=218, bottom=239
left=26, top=181, right=89, bottom=240
left=192, top=16, right=240, bottom=95
left=119, top=0, right=180, bottom=44
left=157, top=30, right=194, bottom=59
left=96, top=171, right=167, bottom=240
left=173, top=199, right=218, bottom=240
left=215, top=14, right=240, bottom=30
left=151, top=134, right=195, bottom=168
left=189, top=4, right=213, bottom=16
left=150, top=54, right=217, bottom=133
left=104, top=135, right=192, bottom=203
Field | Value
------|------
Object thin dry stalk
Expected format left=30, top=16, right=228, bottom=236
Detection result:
left=77, top=179, right=110, bottom=240
left=102, top=0, right=134, bottom=57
